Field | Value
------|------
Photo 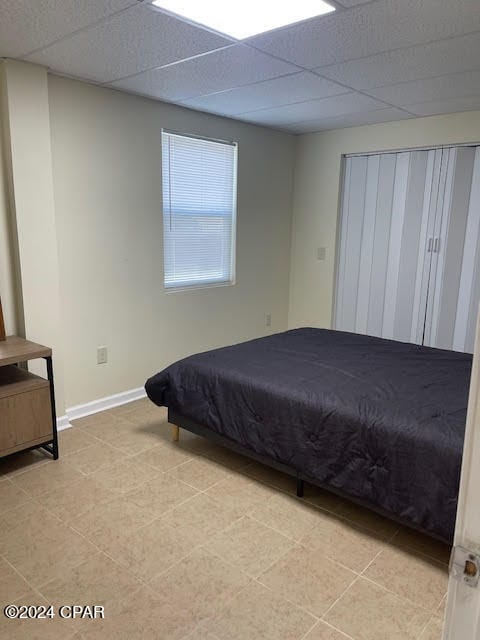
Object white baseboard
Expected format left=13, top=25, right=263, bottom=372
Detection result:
left=57, top=415, right=72, bottom=431
left=65, top=386, right=147, bottom=426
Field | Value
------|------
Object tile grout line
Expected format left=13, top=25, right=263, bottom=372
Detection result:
left=0, top=417, right=187, bottom=611
left=416, top=613, right=438, bottom=640
left=356, top=528, right=449, bottom=615
left=14, top=422, right=449, bottom=574
left=300, top=618, right=357, bottom=640
left=149, top=516, right=323, bottom=631
left=317, top=527, right=401, bottom=625
left=297, top=618, right=325, bottom=640
left=63, top=417, right=448, bottom=568
left=0, top=553, right=40, bottom=600
left=194, top=516, right=357, bottom=626
left=62, top=424, right=449, bottom=609
left=4, top=412, right=448, bottom=640
left=319, top=575, right=361, bottom=624
left=0, top=557, right=79, bottom=640
left=197, top=542, right=322, bottom=627
left=27, top=472, right=207, bottom=596
left=243, top=477, right=450, bottom=567
left=359, top=573, right=444, bottom=617
left=1, top=458, right=51, bottom=480
left=238, top=466, right=408, bottom=536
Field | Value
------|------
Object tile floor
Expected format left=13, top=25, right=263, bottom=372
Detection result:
left=0, top=399, right=449, bottom=639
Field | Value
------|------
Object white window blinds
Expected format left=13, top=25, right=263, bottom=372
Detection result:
left=161, top=131, right=237, bottom=290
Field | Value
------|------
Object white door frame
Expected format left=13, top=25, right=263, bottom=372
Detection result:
left=443, top=306, right=480, bottom=638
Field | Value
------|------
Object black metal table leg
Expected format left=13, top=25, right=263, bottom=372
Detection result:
left=296, top=476, right=304, bottom=498
left=45, top=355, right=59, bottom=459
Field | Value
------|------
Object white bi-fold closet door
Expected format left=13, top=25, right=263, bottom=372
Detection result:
left=335, top=145, right=480, bottom=353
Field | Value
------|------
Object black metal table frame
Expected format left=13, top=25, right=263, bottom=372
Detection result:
left=40, top=355, right=59, bottom=460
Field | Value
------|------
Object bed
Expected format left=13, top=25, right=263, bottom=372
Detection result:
left=145, top=328, right=471, bottom=542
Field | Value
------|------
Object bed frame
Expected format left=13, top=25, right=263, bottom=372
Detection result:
left=169, top=410, right=305, bottom=497
left=168, top=408, right=450, bottom=543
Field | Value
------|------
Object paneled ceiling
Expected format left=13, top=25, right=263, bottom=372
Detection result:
left=1, top=0, right=480, bottom=133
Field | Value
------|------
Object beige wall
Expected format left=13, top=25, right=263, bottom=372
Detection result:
left=288, top=110, right=480, bottom=329
left=0, top=114, right=16, bottom=335
left=48, top=76, right=295, bottom=408
left=0, top=67, right=21, bottom=336
left=7, top=62, right=480, bottom=412
left=1, top=60, right=66, bottom=412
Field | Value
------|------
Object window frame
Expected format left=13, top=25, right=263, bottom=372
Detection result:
left=161, top=129, right=238, bottom=293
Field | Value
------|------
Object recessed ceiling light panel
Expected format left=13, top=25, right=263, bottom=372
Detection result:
left=151, top=0, right=336, bottom=39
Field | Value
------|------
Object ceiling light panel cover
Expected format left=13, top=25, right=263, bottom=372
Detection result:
left=151, top=0, right=335, bottom=39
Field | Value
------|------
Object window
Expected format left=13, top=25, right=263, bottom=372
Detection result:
left=161, top=131, right=237, bottom=290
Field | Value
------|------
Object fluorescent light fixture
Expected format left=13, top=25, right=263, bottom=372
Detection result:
left=151, top=0, right=336, bottom=39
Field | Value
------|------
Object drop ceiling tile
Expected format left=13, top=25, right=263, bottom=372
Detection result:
left=180, top=72, right=348, bottom=116
left=24, top=4, right=232, bottom=83
left=0, top=0, right=135, bottom=58
left=317, top=32, right=480, bottom=90
left=109, top=45, right=299, bottom=101
left=248, top=0, right=480, bottom=69
left=406, top=95, right=480, bottom=117
left=367, top=70, right=480, bottom=107
left=238, top=92, right=387, bottom=126
left=286, top=107, right=414, bottom=133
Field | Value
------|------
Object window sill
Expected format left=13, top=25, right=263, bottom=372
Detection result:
left=164, top=280, right=236, bottom=294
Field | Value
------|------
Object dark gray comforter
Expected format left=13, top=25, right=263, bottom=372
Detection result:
left=145, top=328, right=471, bottom=541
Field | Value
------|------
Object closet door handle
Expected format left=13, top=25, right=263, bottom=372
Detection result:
left=427, top=237, right=433, bottom=253
left=434, top=237, right=441, bottom=253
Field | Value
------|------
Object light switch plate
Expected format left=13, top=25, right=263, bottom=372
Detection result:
left=317, top=247, right=327, bottom=261
left=97, top=346, right=108, bottom=365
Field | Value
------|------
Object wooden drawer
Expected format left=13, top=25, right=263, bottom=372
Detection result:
left=0, top=366, right=52, bottom=457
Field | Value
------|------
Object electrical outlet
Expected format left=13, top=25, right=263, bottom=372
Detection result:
left=265, top=314, right=272, bottom=327
left=97, top=346, right=108, bottom=365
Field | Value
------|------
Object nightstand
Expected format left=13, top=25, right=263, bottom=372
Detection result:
left=0, top=336, right=59, bottom=459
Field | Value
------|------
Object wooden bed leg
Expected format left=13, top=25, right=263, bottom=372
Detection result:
left=171, top=424, right=180, bottom=442
left=296, top=477, right=304, bottom=498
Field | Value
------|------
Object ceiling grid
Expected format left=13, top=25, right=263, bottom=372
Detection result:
left=0, top=0, right=478, bottom=132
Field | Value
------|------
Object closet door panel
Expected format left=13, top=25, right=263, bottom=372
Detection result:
left=366, top=153, right=397, bottom=337
left=335, top=156, right=368, bottom=332
left=335, top=159, right=351, bottom=331
left=424, top=148, right=451, bottom=347
left=336, top=150, right=433, bottom=342
left=411, top=149, right=442, bottom=344
left=382, top=152, right=410, bottom=339
left=336, top=144, right=480, bottom=352
left=393, top=151, right=429, bottom=342
left=454, top=148, right=480, bottom=353
left=355, top=155, right=380, bottom=333
left=432, top=147, right=476, bottom=350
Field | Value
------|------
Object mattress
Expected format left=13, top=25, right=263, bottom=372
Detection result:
left=145, top=328, right=471, bottom=541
